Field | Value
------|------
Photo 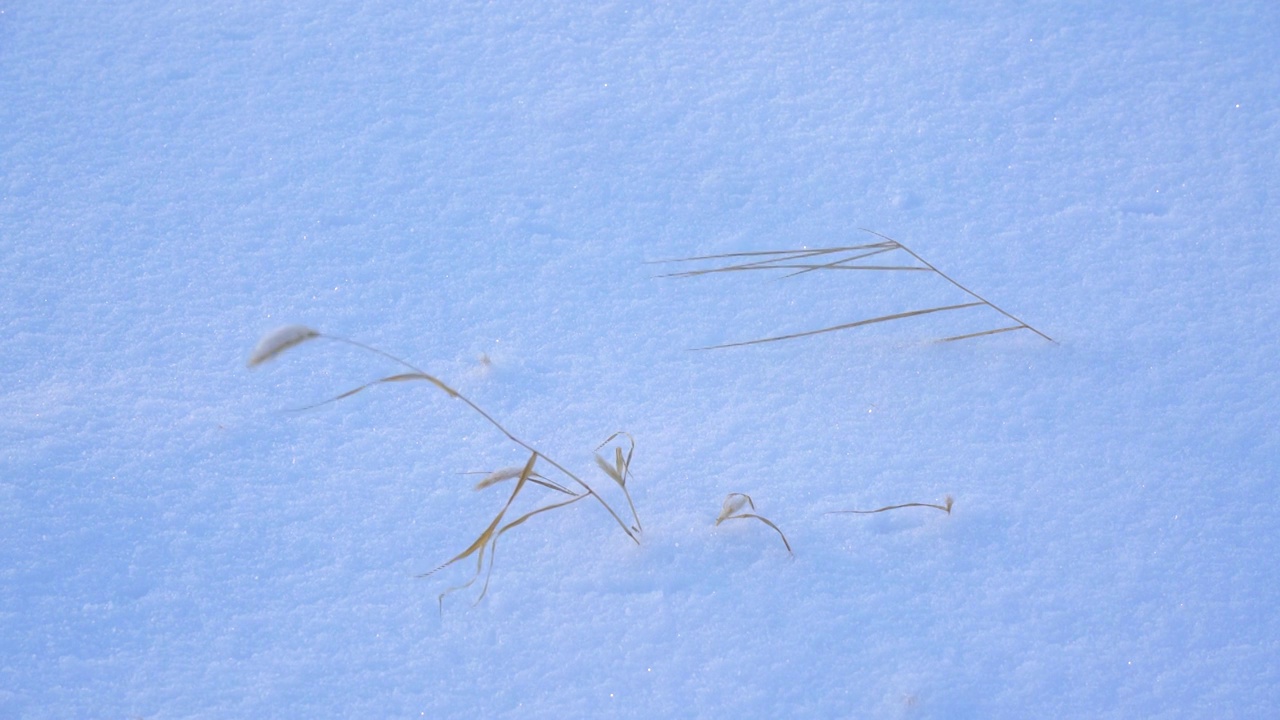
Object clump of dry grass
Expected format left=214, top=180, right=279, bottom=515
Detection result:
left=825, top=495, right=954, bottom=516
left=594, top=431, right=643, bottom=535
left=247, top=326, right=642, bottom=609
left=715, top=493, right=793, bottom=556
left=652, top=229, right=1054, bottom=348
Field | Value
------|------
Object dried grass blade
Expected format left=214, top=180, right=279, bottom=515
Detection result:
left=652, top=245, right=897, bottom=278
left=527, top=473, right=576, bottom=495
left=858, top=228, right=1056, bottom=344
left=497, top=494, right=589, bottom=538
left=469, top=494, right=589, bottom=604
left=736, top=513, right=794, bottom=556
left=475, top=468, right=575, bottom=495
left=779, top=246, right=900, bottom=278
left=287, top=371, right=457, bottom=412
left=937, top=326, right=1026, bottom=343
left=375, top=371, right=459, bottom=397
left=380, top=372, right=436, bottom=382
left=694, top=302, right=986, bottom=350
left=648, top=243, right=892, bottom=265
left=421, top=453, right=536, bottom=579
left=826, top=496, right=954, bottom=515
left=247, top=325, right=321, bottom=367
left=716, top=493, right=753, bottom=524
left=428, top=453, right=539, bottom=611
left=594, top=453, right=625, bottom=486
left=286, top=382, right=376, bottom=411
left=474, top=466, right=525, bottom=490
left=595, top=432, right=642, bottom=533
left=660, top=262, right=928, bottom=278
left=591, top=450, right=627, bottom=484
left=817, top=265, right=932, bottom=271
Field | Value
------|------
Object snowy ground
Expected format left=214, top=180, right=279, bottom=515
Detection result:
left=3, top=2, right=1278, bottom=718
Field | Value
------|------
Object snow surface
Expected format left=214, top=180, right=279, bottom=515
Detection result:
left=3, top=1, right=1278, bottom=718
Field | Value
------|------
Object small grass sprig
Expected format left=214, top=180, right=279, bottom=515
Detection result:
left=715, top=493, right=793, bottom=556
left=594, top=431, right=643, bottom=534
left=420, top=452, right=592, bottom=610
left=825, top=495, right=954, bottom=516
left=248, top=326, right=641, bottom=609
left=652, top=229, right=1055, bottom=348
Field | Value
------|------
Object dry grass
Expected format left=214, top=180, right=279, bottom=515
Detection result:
left=715, top=493, right=793, bottom=557
left=825, top=495, right=954, bottom=516
left=247, top=326, right=642, bottom=610
left=652, top=229, right=1054, bottom=348
left=248, top=325, right=961, bottom=602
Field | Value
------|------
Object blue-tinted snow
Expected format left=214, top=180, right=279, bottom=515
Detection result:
left=2, top=1, right=1278, bottom=718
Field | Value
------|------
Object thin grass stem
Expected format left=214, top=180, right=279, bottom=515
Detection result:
left=825, top=496, right=954, bottom=515
left=859, top=229, right=1056, bottom=344
left=692, top=302, right=985, bottom=350
left=316, top=333, right=640, bottom=545
left=937, top=326, right=1026, bottom=343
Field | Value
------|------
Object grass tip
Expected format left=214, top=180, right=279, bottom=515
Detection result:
left=247, top=325, right=320, bottom=367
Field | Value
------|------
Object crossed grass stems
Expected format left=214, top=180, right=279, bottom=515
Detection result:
left=248, top=326, right=642, bottom=610
left=652, top=229, right=1055, bottom=349
left=249, top=227, right=1016, bottom=609
left=249, top=327, right=953, bottom=607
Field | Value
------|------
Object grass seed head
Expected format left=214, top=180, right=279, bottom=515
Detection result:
left=716, top=493, right=753, bottom=525
left=247, top=325, right=320, bottom=367
left=474, top=466, right=525, bottom=490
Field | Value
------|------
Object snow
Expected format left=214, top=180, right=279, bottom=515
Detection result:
left=3, top=1, right=1278, bottom=717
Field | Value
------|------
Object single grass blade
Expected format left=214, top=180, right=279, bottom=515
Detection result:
left=286, top=371, right=457, bottom=412
left=693, top=302, right=986, bottom=350
left=496, top=494, right=589, bottom=539
left=732, top=513, right=793, bottom=556
left=826, top=496, right=954, bottom=516
left=715, top=493, right=792, bottom=556
left=937, top=326, right=1027, bottom=343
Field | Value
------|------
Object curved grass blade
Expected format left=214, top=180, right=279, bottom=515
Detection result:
left=715, top=493, right=792, bottom=557
left=247, top=325, right=321, bottom=367
left=595, top=431, right=642, bottom=532
left=424, top=452, right=536, bottom=612
left=826, top=496, right=954, bottom=516
left=937, top=326, right=1026, bottom=343
left=285, top=372, right=455, bottom=412
left=473, top=467, right=576, bottom=495
left=693, top=302, right=985, bottom=350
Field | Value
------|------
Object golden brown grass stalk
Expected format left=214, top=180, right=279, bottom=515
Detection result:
left=247, top=326, right=642, bottom=609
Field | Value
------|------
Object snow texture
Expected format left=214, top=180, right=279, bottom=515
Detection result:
left=3, top=1, right=1278, bottom=718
